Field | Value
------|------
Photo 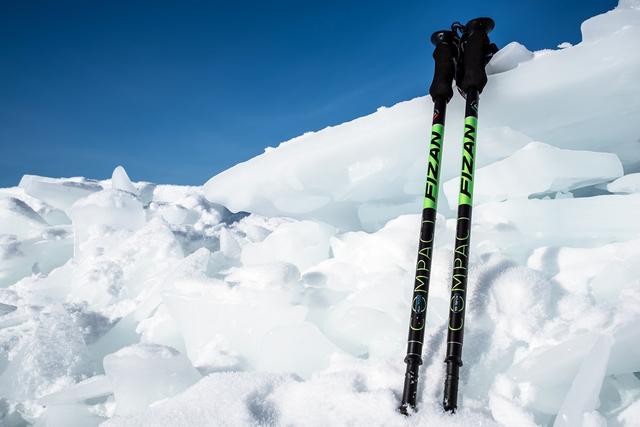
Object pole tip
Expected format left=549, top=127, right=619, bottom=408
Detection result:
left=398, top=403, right=415, bottom=416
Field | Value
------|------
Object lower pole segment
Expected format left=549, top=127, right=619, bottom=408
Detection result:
left=443, top=356, right=462, bottom=412
left=399, top=98, right=447, bottom=414
left=399, top=356, right=422, bottom=414
left=442, top=89, right=479, bottom=413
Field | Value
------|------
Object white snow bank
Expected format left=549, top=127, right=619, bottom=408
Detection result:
left=204, top=3, right=640, bottom=230
left=203, top=100, right=533, bottom=230
left=102, top=373, right=295, bottom=427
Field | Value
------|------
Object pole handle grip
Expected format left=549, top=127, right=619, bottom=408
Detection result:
left=429, top=31, right=457, bottom=103
left=457, top=18, right=496, bottom=94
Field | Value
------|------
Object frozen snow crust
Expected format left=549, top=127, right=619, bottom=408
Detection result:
left=1, top=3, right=640, bottom=426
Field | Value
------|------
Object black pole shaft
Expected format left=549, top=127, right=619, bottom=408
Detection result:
left=443, top=88, right=479, bottom=412
left=399, top=96, right=447, bottom=413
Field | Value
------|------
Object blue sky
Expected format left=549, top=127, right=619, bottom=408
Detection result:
left=0, top=0, right=616, bottom=187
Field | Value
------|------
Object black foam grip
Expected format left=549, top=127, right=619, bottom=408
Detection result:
left=429, top=42, right=456, bottom=103
left=459, top=31, right=490, bottom=93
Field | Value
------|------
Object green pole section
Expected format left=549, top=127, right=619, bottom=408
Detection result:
left=423, top=122, right=445, bottom=210
left=457, top=116, right=477, bottom=206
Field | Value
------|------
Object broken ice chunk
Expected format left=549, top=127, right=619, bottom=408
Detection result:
left=510, top=334, right=599, bottom=387
left=103, top=344, right=201, bottom=416
left=474, top=193, right=640, bottom=247
left=608, top=317, right=640, bottom=376
left=251, top=322, right=341, bottom=379
left=241, top=220, right=335, bottom=272
left=0, top=229, right=73, bottom=288
left=487, top=41, right=534, bottom=74
left=36, top=403, right=105, bottom=427
left=0, top=303, right=17, bottom=316
left=553, top=335, right=612, bottom=427
left=68, top=189, right=145, bottom=253
left=443, top=142, right=623, bottom=208
left=39, top=375, right=113, bottom=405
left=164, top=285, right=306, bottom=368
left=0, top=197, right=47, bottom=238
left=111, top=166, right=138, bottom=196
left=19, top=175, right=102, bottom=212
left=607, top=173, right=640, bottom=194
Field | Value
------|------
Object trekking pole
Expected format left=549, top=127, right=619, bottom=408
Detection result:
left=399, top=28, right=459, bottom=415
left=442, top=17, right=496, bottom=413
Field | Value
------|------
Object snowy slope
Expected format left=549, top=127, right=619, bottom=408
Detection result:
left=203, top=2, right=640, bottom=231
left=1, top=2, right=640, bottom=426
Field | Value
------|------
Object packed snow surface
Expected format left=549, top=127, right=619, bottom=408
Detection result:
left=2, top=2, right=640, bottom=426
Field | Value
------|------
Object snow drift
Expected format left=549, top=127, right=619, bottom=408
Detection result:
left=1, top=2, right=640, bottom=426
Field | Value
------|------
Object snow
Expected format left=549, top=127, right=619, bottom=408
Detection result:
left=102, top=373, right=294, bottom=427
left=1, top=2, right=640, bottom=426
left=0, top=305, right=94, bottom=401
